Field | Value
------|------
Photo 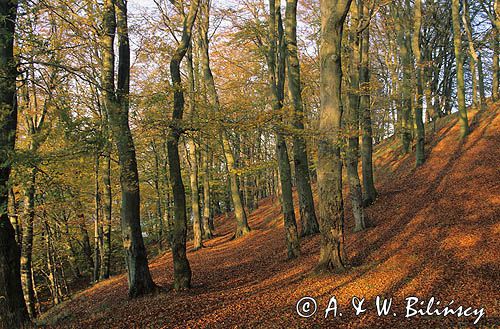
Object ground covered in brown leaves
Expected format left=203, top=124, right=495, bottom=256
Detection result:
left=40, top=105, right=500, bottom=328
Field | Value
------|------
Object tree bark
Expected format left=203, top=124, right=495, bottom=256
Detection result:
left=102, top=0, right=156, bottom=297
left=20, top=166, right=36, bottom=318
left=0, top=0, right=30, bottom=326
left=452, top=0, right=469, bottom=138
left=412, top=0, right=425, bottom=167
left=198, top=0, right=250, bottom=238
left=316, top=0, right=351, bottom=273
left=167, top=0, right=199, bottom=290
left=268, top=0, right=300, bottom=259
left=186, top=44, right=203, bottom=251
left=202, top=146, right=213, bottom=238
left=284, top=0, right=319, bottom=237
left=395, top=5, right=413, bottom=153
left=100, top=151, right=112, bottom=279
left=360, top=1, right=377, bottom=205
left=346, top=0, right=366, bottom=232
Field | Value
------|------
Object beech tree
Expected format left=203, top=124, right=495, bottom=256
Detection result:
left=284, top=0, right=319, bottom=237
left=166, top=0, right=199, bottom=290
left=316, top=0, right=352, bottom=272
left=267, top=0, right=300, bottom=259
left=0, top=0, right=30, bottom=327
left=101, top=0, right=157, bottom=297
left=452, top=0, right=470, bottom=138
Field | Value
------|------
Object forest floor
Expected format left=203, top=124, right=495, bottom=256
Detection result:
left=40, top=104, right=500, bottom=329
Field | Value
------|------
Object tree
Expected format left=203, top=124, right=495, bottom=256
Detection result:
left=167, top=0, right=199, bottom=290
left=284, top=0, right=319, bottom=237
left=346, top=0, right=366, bottom=232
left=452, top=0, right=470, bottom=138
left=0, top=0, right=30, bottom=326
left=359, top=0, right=377, bottom=205
left=412, top=0, right=425, bottom=166
left=316, top=0, right=352, bottom=273
left=198, top=0, right=251, bottom=238
left=102, top=0, right=157, bottom=297
left=267, top=0, right=300, bottom=259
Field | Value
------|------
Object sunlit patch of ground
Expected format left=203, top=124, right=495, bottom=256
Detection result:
left=39, top=103, right=500, bottom=328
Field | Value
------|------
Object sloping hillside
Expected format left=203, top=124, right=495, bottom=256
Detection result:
left=40, top=104, right=500, bottom=328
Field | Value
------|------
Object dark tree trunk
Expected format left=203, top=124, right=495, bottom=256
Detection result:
left=346, top=1, right=366, bottom=232
left=102, top=0, right=156, bottom=297
left=100, top=151, right=112, bottom=279
left=268, top=0, right=300, bottom=259
left=167, top=0, right=199, bottom=290
left=0, top=0, right=30, bottom=326
left=285, top=0, right=319, bottom=237
left=359, top=2, right=377, bottom=205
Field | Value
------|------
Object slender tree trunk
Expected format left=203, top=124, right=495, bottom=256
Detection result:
left=20, top=166, right=36, bottom=318
left=202, top=146, right=213, bottom=238
left=284, top=0, right=319, bottom=237
left=93, top=156, right=101, bottom=282
left=167, top=0, right=199, bottom=290
left=360, top=2, right=377, bottom=205
left=412, top=0, right=425, bottom=167
left=8, top=189, right=22, bottom=252
left=493, top=27, right=499, bottom=101
left=463, top=0, right=481, bottom=108
left=198, top=0, right=250, bottom=238
left=152, top=141, right=164, bottom=250
left=395, top=6, right=413, bottom=153
left=316, top=0, right=351, bottom=273
left=478, top=53, right=486, bottom=106
left=452, top=0, right=469, bottom=138
left=186, top=45, right=203, bottom=251
left=268, top=0, right=300, bottom=259
left=77, top=212, right=94, bottom=272
left=100, top=151, right=112, bottom=279
left=346, top=1, right=366, bottom=232
left=102, top=0, right=156, bottom=297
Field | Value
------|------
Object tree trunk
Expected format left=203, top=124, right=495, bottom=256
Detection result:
left=395, top=6, right=413, bottom=153
left=412, top=0, right=425, bottom=167
left=0, top=0, right=30, bottom=326
left=198, top=0, right=250, bottom=238
left=20, top=166, right=36, bottom=318
left=463, top=0, right=481, bottom=109
left=268, top=0, right=300, bottom=259
left=100, top=151, right=112, bottom=279
left=452, top=0, right=469, bottom=138
left=360, top=2, right=377, bottom=205
left=346, top=0, right=366, bottom=232
left=186, top=45, right=203, bottom=251
left=202, top=146, right=213, bottom=238
left=284, top=0, right=319, bottom=237
left=152, top=141, right=164, bottom=251
left=102, top=0, right=156, bottom=297
left=316, top=0, right=351, bottom=273
left=167, top=0, right=199, bottom=290
left=93, top=155, right=101, bottom=282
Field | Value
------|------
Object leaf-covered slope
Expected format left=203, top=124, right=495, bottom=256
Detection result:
left=40, top=103, right=500, bottom=328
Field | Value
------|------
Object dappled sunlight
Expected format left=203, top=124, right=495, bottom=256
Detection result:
left=41, top=106, right=500, bottom=328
